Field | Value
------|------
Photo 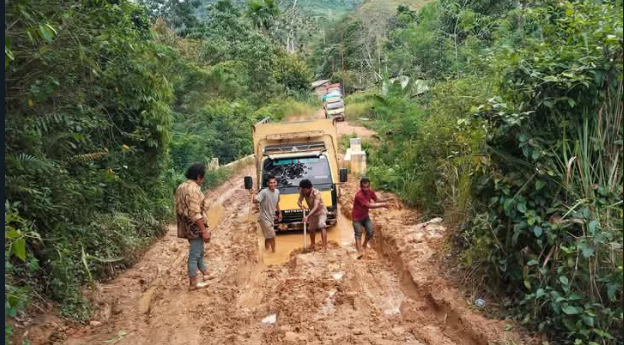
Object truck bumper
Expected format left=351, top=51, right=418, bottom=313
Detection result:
left=275, top=211, right=337, bottom=231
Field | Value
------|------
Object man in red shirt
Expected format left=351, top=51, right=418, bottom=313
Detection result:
left=352, top=177, right=389, bottom=258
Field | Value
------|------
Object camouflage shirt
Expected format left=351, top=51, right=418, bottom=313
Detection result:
left=175, top=180, right=208, bottom=239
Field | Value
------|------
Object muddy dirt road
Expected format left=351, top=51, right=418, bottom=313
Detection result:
left=33, top=116, right=529, bottom=345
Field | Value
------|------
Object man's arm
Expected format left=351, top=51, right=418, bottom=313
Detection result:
left=367, top=201, right=389, bottom=209
left=372, top=190, right=390, bottom=203
left=253, top=189, right=263, bottom=204
left=360, top=193, right=388, bottom=209
left=297, top=194, right=304, bottom=209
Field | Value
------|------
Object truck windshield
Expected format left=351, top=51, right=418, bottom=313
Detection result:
left=262, top=156, right=332, bottom=189
left=326, top=101, right=344, bottom=109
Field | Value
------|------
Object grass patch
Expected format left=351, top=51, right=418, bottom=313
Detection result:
left=345, top=90, right=376, bottom=125
left=345, top=101, right=374, bottom=122
left=254, top=99, right=319, bottom=122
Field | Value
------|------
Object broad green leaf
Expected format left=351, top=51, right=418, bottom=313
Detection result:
left=503, top=199, right=514, bottom=213
left=517, top=203, right=527, bottom=213
left=519, top=133, right=527, bottom=142
left=568, top=293, right=582, bottom=300
left=39, top=24, right=54, bottom=43
left=535, top=180, right=545, bottom=190
left=535, top=288, right=545, bottom=298
left=533, top=226, right=543, bottom=237
left=561, top=304, right=580, bottom=315
left=581, top=315, right=594, bottom=327
left=581, top=245, right=595, bottom=258
left=11, top=238, right=26, bottom=261
left=587, top=220, right=598, bottom=234
left=5, top=229, right=20, bottom=239
left=559, top=276, right=569, bottom=286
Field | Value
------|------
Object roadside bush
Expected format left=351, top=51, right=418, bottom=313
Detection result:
left=462, top=2, right=623, bottom=343
left=5, top=0, right=174, bottom=323
left=254, top=99, right=318, bottom=121
left=367, top=77, right=488, bottom=217
left=365, top=1, right=623, bottom=343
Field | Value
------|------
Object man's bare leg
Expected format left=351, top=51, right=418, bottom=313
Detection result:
left=265, top=239, right=270, bottom=251
left=355, top=238, right=363, bottom=259
left=362, top=234, right=372, bottom=249
left=309, top=231, right=316, bottom=251
left=270, top=238, right=276, bottom=253
left=321, top=228, right=328, bottom=252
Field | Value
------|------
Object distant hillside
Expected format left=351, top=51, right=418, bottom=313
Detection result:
left=354, top=0, right=432, bottom=20
left=197, top=0, right=364, bottom=20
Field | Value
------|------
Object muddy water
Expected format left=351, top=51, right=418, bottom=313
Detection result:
left=258, top=207, right=355, bottom=265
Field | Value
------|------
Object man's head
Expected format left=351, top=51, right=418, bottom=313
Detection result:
left=299, top=179, right=313, bottom=196
left=186, top=163, right=206, bottom=184
left=360, top=177, right=371, bottom=193
left=266, top=175, right=278, bottom=190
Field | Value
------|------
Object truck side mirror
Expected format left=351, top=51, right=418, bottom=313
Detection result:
left=339, top=168, right=348, bottom=183
left=244, top=176, right=253, bottom=190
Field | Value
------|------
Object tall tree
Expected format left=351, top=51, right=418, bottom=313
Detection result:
left=138, top=0, right=202, bottom=36
left=246, top=0, right=280, bottom=32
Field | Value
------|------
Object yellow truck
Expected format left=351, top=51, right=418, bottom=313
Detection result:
left=244, top=117, right=347, bottom=231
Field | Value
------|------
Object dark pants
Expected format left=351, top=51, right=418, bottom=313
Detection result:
left=353, top=217, right=374, bottom=240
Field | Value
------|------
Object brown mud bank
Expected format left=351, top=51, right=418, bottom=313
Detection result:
left=338, top=179, right=535, bottom=345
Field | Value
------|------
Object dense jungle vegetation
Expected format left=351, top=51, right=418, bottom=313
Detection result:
left=4, top=0, right=317, bottom=339
left=315, top=0, right=622, bottom=343
left=4, top=0, right=623, bottom=344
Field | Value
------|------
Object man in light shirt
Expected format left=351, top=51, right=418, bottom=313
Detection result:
left=253, top=175, right=282, bottom=253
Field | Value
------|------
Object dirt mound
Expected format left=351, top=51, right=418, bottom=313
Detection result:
left=339, top=179, right=532, bottom=345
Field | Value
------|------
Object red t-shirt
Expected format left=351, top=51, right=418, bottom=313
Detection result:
left=352, top=189, right=377, bottom=221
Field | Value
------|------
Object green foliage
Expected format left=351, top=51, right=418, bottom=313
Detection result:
left=246, top=0, right=280, bottom=31
left=253, top=99, right=317, bottom=121
left=5, top=0, right=173, bottom=323
left=363, top=0, right=623, bottom=343
left=170, top=100, right=255, bottom=172
left=465, top=2, right=624, bottom=342
left=274, top=51, right=312, bottom=94
left=367, top=76, right=488, bottom=216
left=3, top=0, right=316, bottom=339
left=139, top=0, right=202, bottom=36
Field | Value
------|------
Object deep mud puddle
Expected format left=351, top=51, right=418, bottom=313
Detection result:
left=258, top=207, right=354, bottom=265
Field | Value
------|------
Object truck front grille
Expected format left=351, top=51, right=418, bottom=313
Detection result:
left=281, top=210, right=303, bottom=223
left=279, top=208, right=336, bottom=224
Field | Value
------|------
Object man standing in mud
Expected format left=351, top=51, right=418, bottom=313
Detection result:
left=352, top=177, right=389, bottom=259
left=175, top=163, right=211, bottom=290
left=253, top=175, right=282, bottom=253
left=298, top=179, right=328, bottom=252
